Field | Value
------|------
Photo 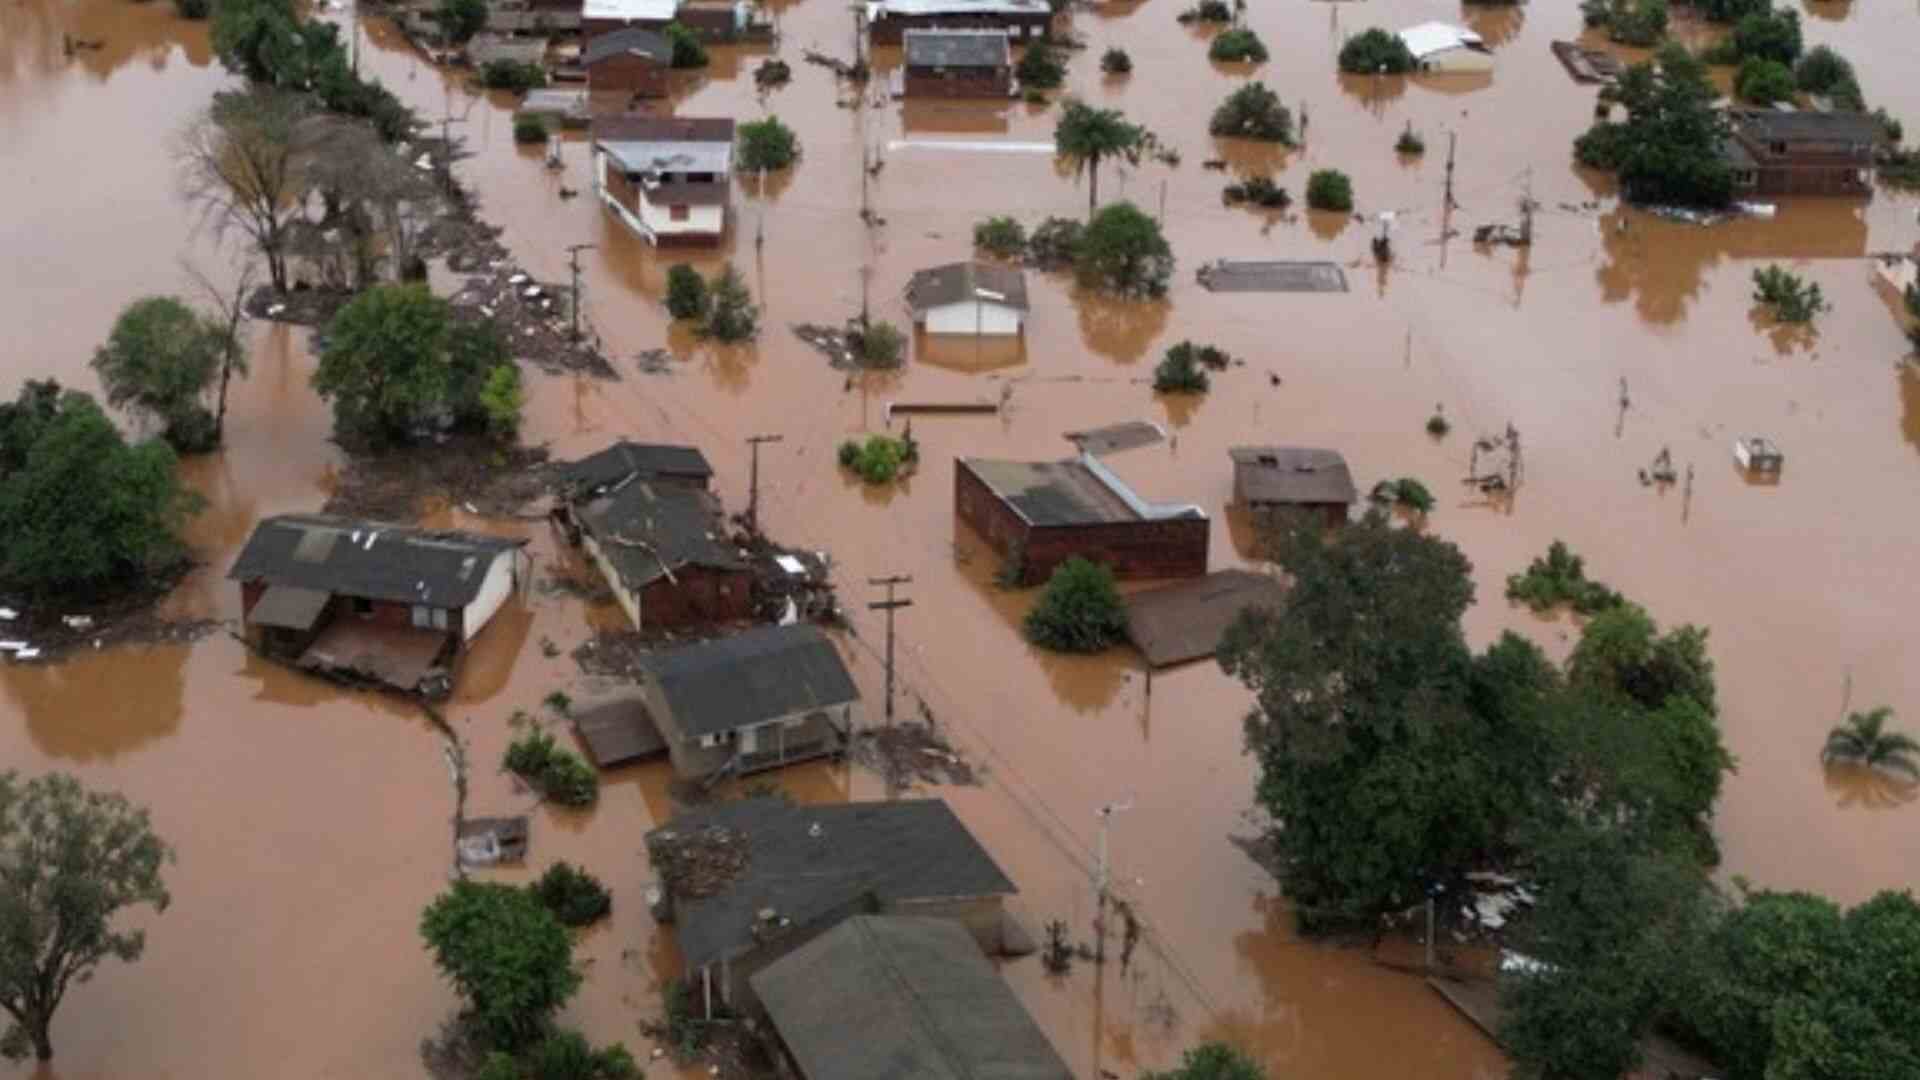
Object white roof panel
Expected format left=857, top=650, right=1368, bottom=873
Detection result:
left=584, top=0, right=678, bottom=21
left=1396, top=21, right=1484, bottom=60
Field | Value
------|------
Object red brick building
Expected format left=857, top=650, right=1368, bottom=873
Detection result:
left=576, top=475, right=753, bottom=632
left=903, top=29, right=1012, bottom=99
left=1229, top=446, right=1355, bottom=527
left=583, top=27, right=672, bottom=99
left=955, top=455, right=1209, bottom=585
left=1724, top=108, right=1883, bottom=197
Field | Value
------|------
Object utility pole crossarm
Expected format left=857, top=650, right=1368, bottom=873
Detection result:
left=745, top=434, right=784, bottom=538
left=867, top=575, right=912, bottom=728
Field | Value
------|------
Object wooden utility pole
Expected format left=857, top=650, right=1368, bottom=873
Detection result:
left=745, top=434, right=783, bottom=536
left=867, top=575, right=913, bottom=726
left=565, top=243, right=597, bottom=341
left=1093, top=800, right=1131, bottom=964
left=1444, top=130, right=1458, bottom=209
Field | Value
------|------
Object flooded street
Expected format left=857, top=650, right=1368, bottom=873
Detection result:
left=3, top=0, right=1918, bottom=1074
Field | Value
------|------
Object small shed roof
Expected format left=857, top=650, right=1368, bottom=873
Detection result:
left=1728, top=107, right=1885, bottom=144
left=228, top=515, right=525, bottom=609
left=571, top=694, right=669, bottom=767
left=648, top=798, right=1015, bottom=970
left=468, top=34, right=550, bottom=67
left=1230, top=446, right=1357, bottom=506
left=907, top=261, right=1029, bottom=314
left=1064, top=420, right=1165, bottom=455
left=640, top=624, right=858, bottom=738
left=559, top=440, right=713, bottom=494
left=582, top=0, right=678, bottom=21
left=248, top=584, right=331, bottom=631
left=593, top=116, right=736, bottom=175
left=577, top=479, right=744, bottom=591
left=583, top=27, right=672, bottom=65
left=752, top=916, right=1072, bottom=1080
left=904, top=29, right=1012, bottom=69
left=1124, top=570, right=1287, bottom=668
left=874, top=0, right=1049, bottom=16
left=1397, top=22, right=1485, bottom=60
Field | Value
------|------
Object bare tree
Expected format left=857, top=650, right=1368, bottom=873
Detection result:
left=181, top=259, right=257, bottom=444
left=302, top=117, right=437, bottom=289
left=178, top=88, right=329, bottom=293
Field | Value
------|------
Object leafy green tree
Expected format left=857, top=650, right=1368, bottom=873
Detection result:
left=1054, top=100, right=1153, bottom=218
left=1305, top=169, right=1353, bottom=212
left=1075, top=201, right=1174, bottom=297
left=211, top=0, right=311, bottom=84
left=1821, top=707, right=1920, bottom=777
left=530, top=863, right=612, bottom=928
left=973, top=216, right=1027, bottom=257
left=1732, top=6, right=1801, bottom=64
left=1574, top=45, right=1733, bottom=208
left=480, top=60, right=547, bottom=92
left=312, top=284, right=454, bottom=443
left=1153, top=342, right=1211, bottom=393
left=1144, top=1041, right=1268, bottom=1080
left=1697, top=0, right=1765, bottom=21
left=1100, top=47, right=1132, bottom=74
left=0, top=385, right=198, bottom=601
left=1209, top=81, right=1293, bottom=142
left=1582, top=0, right=1668, bottom=45
left=0, top=773, right=172, bottom=1062
left=1751, top=265, right=1828, bottom=323
left=175, top=0, right=212, bottom=18
left=478, top=365, right=525, bottom=440
left=664, top=264, right=709, bottom=320
left=858, top=320, right=906, bottom=367
left=1794, top=46, right=1864, bottom=109
left=526, top=1030, right=639, bottom=1079
left=1337, top=28, right=1415, bottom=74
left=437, top=0, right=487, bottom=43
left=1016, top=38, right=1066, bottom=89
left=664, top=22, right=707, bottom=68
left=420, top=881, right=582, bottom=1052
left=700, top=264, right=758, bottom=342
left=91, top=297, right=224, bottom=452
left=1735, top=57, right=1796, bottom=104
left=736, top=116, right=799, bottom=172
left=1209, top=28, right=1267, bottom=63
left=514, top=116, right=549, bottom=144
left=1024, top=557, right=1126, bottom=652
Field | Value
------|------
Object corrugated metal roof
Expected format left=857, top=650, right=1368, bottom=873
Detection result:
left=593, top=116, right=736, bottom=175
left=228, top=515, right=524, bottom=609
left=577, top=479, right=744, bottom=590
left=752, top=917, right=1072, bottom=1080
left=559, top=440, right=713, bottom=494
left=1229, top=446, right=1357, bottom=505
left=1397, top=22, right=1485, bottom=60
left=583, top=27, right=671, bottom=65
left=640, top=624, right=857, bottom=737
left=1728, top=107, right=1884, bottom=144
left=961, top=458, right=1140, bottom=526
left=1125, top=570, right=1287, bottom=668
left=906, top=261, right=1029, bottom=313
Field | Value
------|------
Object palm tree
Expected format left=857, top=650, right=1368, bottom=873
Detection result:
left=1054, top=100, right=1152, bottom=219
left=1821, top=707, right=1920, bottom=778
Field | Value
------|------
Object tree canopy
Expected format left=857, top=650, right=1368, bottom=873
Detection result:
left=1074, top=201, right=1174, bottom=298
left=1208, top=82, right=1293, bottom=143
left=1575, top=44, right=1733, bottom=208
left=1143, top=1042, right=1269, bottom=1080
left=1337, top=28, right=1415, bottom=74
left=311, top=284, right=522, bottom=445
left=1054, top=100, right=1153, bottom=218
left=419, top=880, right=582, bottom=1052
left=91, top=297, right=224, bottom=452
left=0, top=772, right=172, bottom=1062
left=736, top=116, right=800, bottom=172
left=1023, top=557, right=1127, bottom=653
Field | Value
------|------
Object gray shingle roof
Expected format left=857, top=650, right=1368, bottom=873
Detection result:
left=649, top=798, right=1016, bottom=970
left=1728, top=107, right=1884, bottom=145
left=752, top=916, right=1072, bottom=1080
left=559, top=440, right=714, bottom=495
left=1229, top=446, right=1357, bottom=505
left=904, top=29, right=1012, bottom=69
left=907, top=261, right=1029, bottom=313
left=577, top=479, right=744, bottom=590
left=227, top=515, right=525, bottom=609
left=640, top=624, right=857, bottom=737
left=583, top=27, right=671, bottom=66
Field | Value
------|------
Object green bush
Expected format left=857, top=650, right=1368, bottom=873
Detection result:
left=838, top=434, right=913, bottom=485
left=1075, top=201, right=1174, bottom=297
left=1395, top=124, right=1426, bottom=155
left=1426, top=412, right=1450, bottom=437
left=1100, top=48, right=1132, bottom=74
left=1734, top=58, right=1795, bottom=105
left=175, top=0, right=212, bottom=18
left=438, top=0, right=488, bottom=42
left=1209, top=81, right=1293, bottom=142
left=1751, top=265, right=1827, bottom=323
left=737, top=116, right=800, bottom=172
left=1023, top=557, right=1127, bottom=652
left=665, top=264, right=709, bottom=320
left=837, top=441, right=860, bottom=467
left=1016, top=39, right=1066, bottom=89
left=1222, top=175, right=1289, bottom=208
left=513, top=116, right=549, bottom=144
left=531, top=862, right=612, bottom=927
left=1793, top=45, right=1854, bottom=94
left=1337, top=28, right=1416, bottom=74
left=479, top=365, right=524, bottom=440
left=1731, top=7, right=1800, bottom=65
left=1369, top=477, right=1434, bottom=514
left=1583, top=0, right=1668, bottom=46
left=1505, top=541, right=1625, bottom=615
left=1176, top=0, right=1232, bottom=22
left=525, top=1030, right=639, bottom=1080
left=481, top=60, right=547, bottom=92
left=1209, top=29, right=1268, bottom=63
left=699, top=264, right=757, bottom=342
left=858, top=320, right=906, bottom=367
left=665, top=22, right=708, bottom=68
left=1153, top=342, right=1211, bottom=393
left=1305, top=169, right=1354, bottom=212
left=476, top=1052, right=522, bottom=1080
left=974, top=216, right=1028, bottom=257
left=754, top=58, right=792, bottom=87
left=1027, top=216, right=1084, bottom=268
left=503, top=731, right=600, bottom=808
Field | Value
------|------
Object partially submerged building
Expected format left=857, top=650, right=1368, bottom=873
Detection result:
left=228, top=515, right=530, bottom=696
left=646, top=797, right=1017, bottom=1016
left=902, top=29, right=1013, bottom=99
left=558, top=439, right=714, bottom=497
left=751, top=916, right=1072, bottom=1080
left=906, top=260, right=1028, bottom=335
left=591, top=115, right=734, bottom=244
left=636, top=624, right=859, bottom=778
left=582, top=27, right=672, bottom=99
left=1397, top=22, right=1492, bottom=73
left=955, top=454, right=1209, bottom=585
left=580, top=0, right=676, bottom=36
left=575, top=478, right=751, bottom=632
left=866, top=0, right=1052, bottom=45
left=1724, top=108, right=1882, bottom=197
left=1124, top=569, right=1288, bottom=669
left=1229, top=446, right=1356, bottom=526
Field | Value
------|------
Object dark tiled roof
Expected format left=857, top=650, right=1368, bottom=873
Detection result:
left=583, top=27, right=672, bottom=65
left=751, top=916, right=1072, bottom=1080
left=1728, top=107, right=1885, bottom=145
left=649, top=798, right=1016, bottom=970
left=1230, top=446, right=1357, bottom=505
left=589, top=114, right=735, bottom=143
left=904, top=28, right=1011, bottom=69
left=227, top=515, right=525, bottom=608
left=647, top=180, right=730, bottom=206
left=559, top=440, right=713, bottom=494
left=906, top=261, right=1029, bottom=313
left=577, top=480, right=744, bottom=590
left=639, top=624, right=856, bottom=737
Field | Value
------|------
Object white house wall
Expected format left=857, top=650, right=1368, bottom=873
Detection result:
left=923, top=301, right=1022, bottom=336
left=1421, top=48, right=1494, bottom=73
left=592, top=148, right=727, bottom=244
left=461, top=550, right=520, bottom=642
left=580, top=532, right=643, bottom=629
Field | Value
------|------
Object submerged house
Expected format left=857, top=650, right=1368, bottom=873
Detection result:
left=228, top=515, right=530, bottom=695
left=902, top=29, right=1013, bottom=99
left=591, top=115, right=734, bottom=245
left=955, top=454, right=1209, bottom=585
left=751, top=916, right=1072, bottom=1080
left=1396, top=22, right=1492, bottom=73
left=866, top=0, right=1052, bottom=45
left=582, top=27, right=672, bottom=99
left=580, top=0, right=677, bottom=36
left=646, top=798, right=1018, bottom=1016
left=574, top=476, right=751, bottom=632
left=1724, top=108, right=1882, bottom=197
left=906, top=260, right=1028, bottom=335
left=558, top=440, right=715, bottom=497
left=1229, top=446, right=1356, bottom=526
left=636, top=624, right=858, bottom=778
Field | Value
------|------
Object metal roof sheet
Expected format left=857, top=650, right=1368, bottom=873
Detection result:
left=228, top=515, right=524, bottom=609
left=639, top=624, right=858, bottom=737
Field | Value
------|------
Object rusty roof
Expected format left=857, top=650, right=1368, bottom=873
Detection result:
left=1124, top=569, right=1287, bottom=668
left=1230, top=446, right=1357, bottom=506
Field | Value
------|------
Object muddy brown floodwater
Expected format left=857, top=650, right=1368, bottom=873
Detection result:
left=4, top=0, right=1919, bottom=1074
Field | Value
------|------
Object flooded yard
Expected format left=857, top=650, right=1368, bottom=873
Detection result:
left=2, top=0, right=1917, bottom=1074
